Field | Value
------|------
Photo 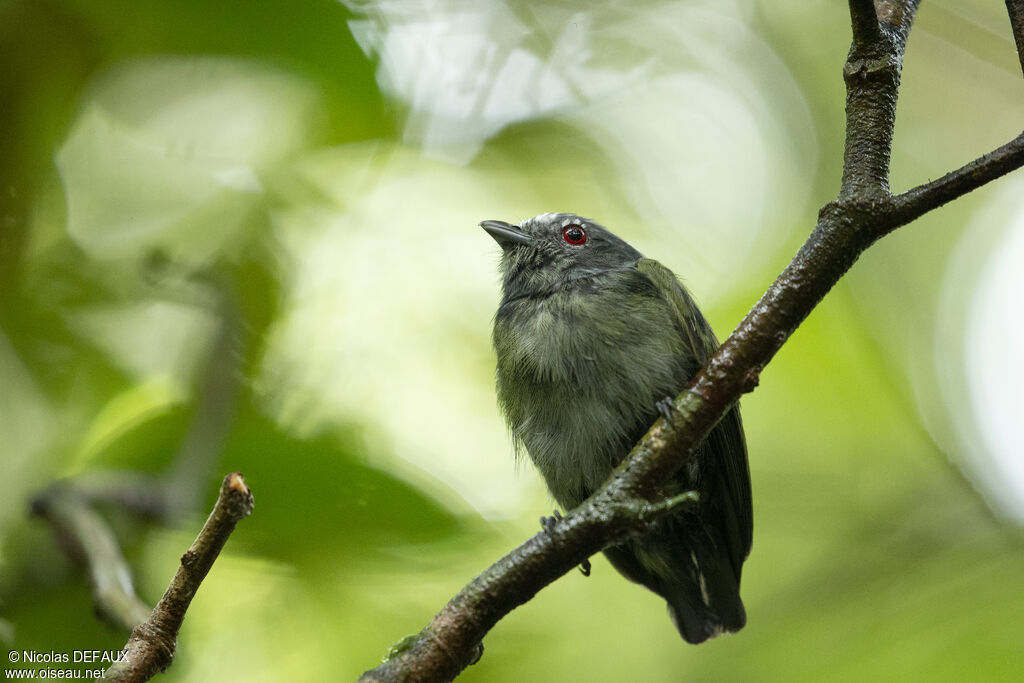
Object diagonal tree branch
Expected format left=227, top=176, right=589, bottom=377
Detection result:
left=31, top=484, right=153, bottom=631
left=359, top=3, right=1024, bottom=681
left=361, top=490, right=700, bottom=681
left=30, top=281, right=245, bottom=635
left=891, top=131, right=1024, bottom=228
left=102, top=472, right=254, bottom=683
left=1006, top=0, right=1024, bottom=77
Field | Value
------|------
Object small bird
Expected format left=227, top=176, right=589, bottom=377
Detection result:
left=483, top=213, right=752, bottom=644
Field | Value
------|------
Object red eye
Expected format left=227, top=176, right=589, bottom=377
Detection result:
left=562, top=224, right=587, bottom=245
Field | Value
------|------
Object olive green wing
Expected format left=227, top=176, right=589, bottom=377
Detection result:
left=636, top=257, right=718, bottom=363
left=636, top=258, right=753, bottom=572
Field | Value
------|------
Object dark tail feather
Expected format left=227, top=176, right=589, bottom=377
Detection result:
left=666, top=587, right=746, bottom=644
left=602, top=537, right=746, bottom=644
left=664, top=544, right=746, bottom=644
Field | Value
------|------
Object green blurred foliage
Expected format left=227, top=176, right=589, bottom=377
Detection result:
left=2, top=1, right=1023, bottom=682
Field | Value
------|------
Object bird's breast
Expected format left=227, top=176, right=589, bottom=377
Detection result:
left=494, top=284, right=687, bottom=508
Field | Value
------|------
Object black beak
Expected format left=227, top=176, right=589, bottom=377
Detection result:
left=481, top=220, right=534, bottom=249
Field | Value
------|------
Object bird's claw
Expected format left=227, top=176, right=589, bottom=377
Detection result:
left=579, top=558, right=592, bottom=577
left=656, top=396, right=675, bottom=421
left=540, top=509, right=563, bottom=533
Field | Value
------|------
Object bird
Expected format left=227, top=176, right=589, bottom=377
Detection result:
left=483, top=212, right=752, bottom=644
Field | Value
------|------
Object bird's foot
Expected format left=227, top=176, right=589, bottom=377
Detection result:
left=541, top=510, right=590, bottom=574
left=656, top=396, right=675, bottom=421
left=540, top=509, right=563, bottom=533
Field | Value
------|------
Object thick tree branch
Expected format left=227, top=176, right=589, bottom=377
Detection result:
left=840, top=0, right=920, bottom=196
left=1007, top=1, right=1024, bottom=77
left=849, top=0, right=884, bottom=45
left=359, top=491, right=699, bottom=682
left=358, top=3, right=1024, bottom=681
left=102, top=472, right=254, bottom=683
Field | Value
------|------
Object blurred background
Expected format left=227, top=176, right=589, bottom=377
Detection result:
left=2, top=0, right=1023, bottom=680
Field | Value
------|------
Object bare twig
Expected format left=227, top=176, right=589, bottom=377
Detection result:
left=30, top=280, right=246, bottom=632
left=357, top=2, right=1024, bottom=681
left=1006, top=1, right=1024, bottom=76
left=102, top=472, right=254, bottom=683
left=891, top=130, right=1024, bottom=228
left=71, top=471, right=176, bottom=519
left=31, top=485, right=152, bottom=631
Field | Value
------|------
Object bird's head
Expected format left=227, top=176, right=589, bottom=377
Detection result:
left=481, top=213, right=643, bottom=300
